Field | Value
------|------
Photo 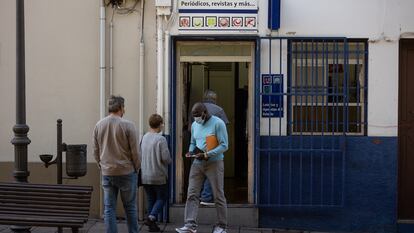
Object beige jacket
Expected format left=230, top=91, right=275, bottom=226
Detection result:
left=93, top=115, right=140, bottom=176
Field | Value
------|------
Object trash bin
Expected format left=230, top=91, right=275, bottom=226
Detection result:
left=66, top=144, right=87, bottom=177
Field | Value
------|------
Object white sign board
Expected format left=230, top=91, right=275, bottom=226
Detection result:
left=178, top=0, right=258, bottom=31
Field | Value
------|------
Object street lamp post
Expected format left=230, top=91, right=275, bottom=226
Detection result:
left=12, top=0, right=30, bottom=183
left=11, top=0, right=31, bottom=232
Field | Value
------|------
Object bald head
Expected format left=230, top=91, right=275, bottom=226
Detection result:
left=191, top=102, right=211, bottom=124
left=191, top=102, right=207, bottom=117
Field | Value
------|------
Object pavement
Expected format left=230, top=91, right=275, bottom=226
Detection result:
left=0, top=219, right=330, bottom=233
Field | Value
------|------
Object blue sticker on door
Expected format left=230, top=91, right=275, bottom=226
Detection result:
left=261, top=74, right=283, bottom=118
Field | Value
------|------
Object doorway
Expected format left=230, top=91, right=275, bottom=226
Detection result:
left=173, top=41, right=254, bottom=205
left=398, top=39, right=414, bottom=220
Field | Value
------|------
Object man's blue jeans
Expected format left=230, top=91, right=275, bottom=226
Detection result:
left=200, top=178, right=213, bottom=202
left=143, top=184, right=168, bottom=220
left=102, top=172, right=138, bottom=233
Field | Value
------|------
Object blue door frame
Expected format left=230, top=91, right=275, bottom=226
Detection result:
left=169, top=35, right=261, bottom=205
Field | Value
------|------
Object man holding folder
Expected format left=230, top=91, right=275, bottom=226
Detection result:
left=176, top=102, right=229, bottom=233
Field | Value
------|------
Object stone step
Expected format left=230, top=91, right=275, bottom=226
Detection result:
left=169, top=204, right=258, bottom=227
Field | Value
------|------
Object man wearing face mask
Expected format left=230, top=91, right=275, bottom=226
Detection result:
left=176, top=103, right=229, bottom=233
left=93, top=95, right=140, bottom=233
left=200, top=90, right=229, bottom=206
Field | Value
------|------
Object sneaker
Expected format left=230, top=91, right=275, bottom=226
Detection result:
left=200, top=201, right=215, bottom=206
left=176, top=225, right=197, bottom=233
left=212, top=226, right=226, bottom=233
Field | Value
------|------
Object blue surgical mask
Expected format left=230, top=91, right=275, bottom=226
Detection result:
left=194, top=116, right=204, bottom=124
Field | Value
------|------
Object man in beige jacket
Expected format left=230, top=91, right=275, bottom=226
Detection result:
left=93, top=95, right=140, bottom=233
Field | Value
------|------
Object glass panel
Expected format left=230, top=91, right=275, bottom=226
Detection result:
left=179, top=42, right=252, bottom=56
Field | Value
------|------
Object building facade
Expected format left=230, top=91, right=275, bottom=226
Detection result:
left=0, top=0, right=413, bottom=232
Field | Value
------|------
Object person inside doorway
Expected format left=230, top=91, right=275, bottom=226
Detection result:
left=176, top=103, right=229, bottom=233
left=200, top=90, right=229, bottom=206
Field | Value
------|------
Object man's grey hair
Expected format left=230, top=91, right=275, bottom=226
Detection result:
left=108, top=95, right=125, bottom=113
left=203, top=90, right=217, bottom=103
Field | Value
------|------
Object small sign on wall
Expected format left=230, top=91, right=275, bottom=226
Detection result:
left=178, top=0, right=258, bottom=31
left=262, top=74, right=283, bottom=118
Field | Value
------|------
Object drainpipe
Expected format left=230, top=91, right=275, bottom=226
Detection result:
left=138, top=0, right=146, bottom=221
left=99, top=0, right=106, bottom=119
left=139, top=43, right=144, bottom=135
left=99, top=0, right=106, bottom=220
left=139, top=0, right=145, bottom=140
left=109, top=9, right=114, bottom=95
left=163, top=29, right=170, bottom=133
left=156, top=16, right=164, bottom=115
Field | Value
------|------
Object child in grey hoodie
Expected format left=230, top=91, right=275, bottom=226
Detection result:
left=140, top=114, right=171, bottom=232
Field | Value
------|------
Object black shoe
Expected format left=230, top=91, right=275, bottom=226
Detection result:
left=144, top=218, right=152, bottom=226
left=148, top=221, right=161, bottom=232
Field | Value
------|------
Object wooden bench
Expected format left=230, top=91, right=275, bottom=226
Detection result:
left=0, top=182, right=93, bottom=233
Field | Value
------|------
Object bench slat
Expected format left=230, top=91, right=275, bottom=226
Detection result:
left=0, top=219, right=83, bottom=228
left=0, top=203, right=89, bottom=211
left=0, top=198, right=90, bottom=207
left=0, top=210, right=88, bottom=219
left=0, top=214, right=84, bottom=224
left=0, top=186, right=92, bottom=195
left=0, top=183, right=93, bottom=191
left=0, top=206, right=89, bottom=215
left=0, top=190, right=91, bottom=199
left=0, top=194, right=90, bottom=203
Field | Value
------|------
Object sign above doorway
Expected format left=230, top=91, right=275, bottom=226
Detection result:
left=178, top=0, right=258, bottom=31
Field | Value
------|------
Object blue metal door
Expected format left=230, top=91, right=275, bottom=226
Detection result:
left=255, top=37, right=349, bottom=207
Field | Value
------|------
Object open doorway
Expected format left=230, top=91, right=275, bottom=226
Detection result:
left=179, top=61, right=249, bottom=204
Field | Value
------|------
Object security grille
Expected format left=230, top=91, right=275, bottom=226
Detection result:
left=256, top=37, right=367, bottom=207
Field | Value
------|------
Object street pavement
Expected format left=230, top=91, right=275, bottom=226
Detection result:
left=0, top=219, right=331, bottom=233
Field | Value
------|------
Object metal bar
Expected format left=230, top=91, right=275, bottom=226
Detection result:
left=331, top=41, right=340, bottom=204
left=305, top=41, right=309, bottom=133
left=267, top=38, right=272, bottom=204
left=57, top=120, right=63, bottom=185
left=344, top=40, right=349, bottom=134
left=356, top=42, right=361, bottom=133
left=256, top=203, right=342, bottom=207
left=278, top=39, right=283, bottom=205
left=279, top=39, right=283, bottom=136
left=285, top=39, right=293, bottom=205
left=364, top=41, right=368, bottom=135
left=255, top=38, right=261, bottom=204
left=298, top=40, right=304, bottom=205
left=259, top=92, right=345, bottom=97
left=310, top=40, right=315, bottom=204
left=258, top=148, right=343, bottom=153
left=260, top=36, right=347, bottom=40
left=321, top=41, right=326, bottom=204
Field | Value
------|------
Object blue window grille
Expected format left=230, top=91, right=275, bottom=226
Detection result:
left=256, top=37, right=368, bottom=207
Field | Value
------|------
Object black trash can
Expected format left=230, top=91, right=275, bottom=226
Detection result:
left=66, top=144, right=87, bottom=177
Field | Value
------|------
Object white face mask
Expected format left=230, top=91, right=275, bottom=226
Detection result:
left=194, top=116, right=204, bottom=124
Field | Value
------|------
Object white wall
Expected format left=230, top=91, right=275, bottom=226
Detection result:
left=0, top=1, right=16, bottom=162
left=0, top=0, right=158, bottom=162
